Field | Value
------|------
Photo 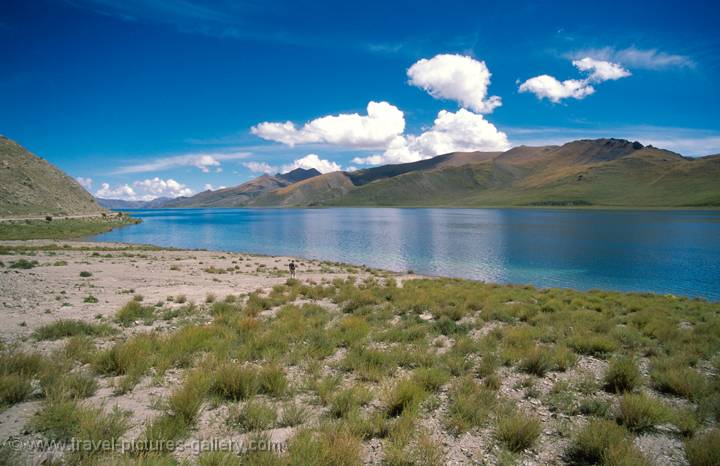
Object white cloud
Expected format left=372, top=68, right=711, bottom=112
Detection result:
left=95, top=178, right=193, bottom=201
left=76, top=177, right=93, bottom=190
left=407, top=54, right=501, bottom=114
left=519, top=76, right=595, bottom=103
left=281, top=154, right=342, bottom=174
left=251, top=101, right=405, bottom=148
left=95, top=183, right=137, bottom=200
left=203, top=184, right=226, bottom=191
left=572, top=57, right=631, bottom=82
left=243, top=161, right=278, bottom=174
left=354, top=109, right=510, bottom=165
left=519, top=57, right=629, bottom=103
left=112, top=151, right=250, bottom=174
left=567, top=46, right=694, bottom=70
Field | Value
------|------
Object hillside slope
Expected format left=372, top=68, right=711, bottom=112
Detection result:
left=333, top=140, right=720, bottom=207
left=0, top=136, right=105, bottom=217
left=163, top=168, right=321, bottom=208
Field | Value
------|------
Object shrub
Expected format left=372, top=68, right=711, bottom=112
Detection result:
left=604, top=356, right=641, bottom=393
left=685, top=429, right=720, bottom=466
left=229, top=400, right=277, bottom=431
left=79, top=271, right=92, bottom=277
left=616, top=393, right=668, bottom=432
left=33, top=319, right=114, bottom=340
left=496, top=410, right=541, bottom=452
left=83, top=295, right=99, bottom=303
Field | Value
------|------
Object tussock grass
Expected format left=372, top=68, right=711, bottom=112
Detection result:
left=615, top=393, right=668, bottom=432
left=229, top=400, right=277, bottom=431
left=603, top=356, right=641, bottom=393
left=446, top=377, right=496, bottom=433
left=116, top=300, right=156, bottom=326
left=685, top=429, right=720, bottom=466
left=566, top=419, right=646, bottom=465
left=286, top=428, right=363, bottom=465
left=496, top=410, right=541, bottom=452
left=650, top=358, right=708, bottom=400
left=33, top=319, right=114, bottom=340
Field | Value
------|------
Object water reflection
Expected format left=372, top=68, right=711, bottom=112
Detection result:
left=92, top=208, right=720, bottom=300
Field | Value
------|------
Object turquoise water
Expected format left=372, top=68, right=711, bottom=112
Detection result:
left=92, top=208, right=720, bottom=300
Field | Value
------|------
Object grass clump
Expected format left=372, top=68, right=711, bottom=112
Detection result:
left=286, top=428, right=363, bottom=466
left=495, top=410, right=541, bottom=452
left=79, top=271, right=92, bottom=277
left=384, top=378, right=427, bottom=417
left=685, top=429, right=720, bottom=466
left=0, top=374, right=33, bottom=407
left=115, top=300, right=156, bottom=326
left=603, top=356, right=641, bottom=393
left=9, top=259, right=38, bottom=269
left=650, top=358, right=708, bottom=401
left=568, top=334, right=617, bottom=357
left=518, top=346, right=554, bottom=376
left=566, top=419, right=646, bottom=465
left=330, top=385, right=373, bottom=418
left=83, top=295, right=99, bottom=303
left=210, top=363, right=287, bottom=401
left=615, top=393, right=668, bottom=432
left=446, top=377, right=496, bottom=433
left=229, top=400, right=277, bottom=431
left=33, top=319, right=114, bottom=340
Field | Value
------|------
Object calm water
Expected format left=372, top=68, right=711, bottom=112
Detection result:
left=91, top=208, right=720, bottom=300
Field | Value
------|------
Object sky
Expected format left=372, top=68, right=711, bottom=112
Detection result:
left=2, top=0, right=719, bottom=201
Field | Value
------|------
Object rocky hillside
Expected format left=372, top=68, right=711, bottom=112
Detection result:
left=0, top=136, right=105, bottom=217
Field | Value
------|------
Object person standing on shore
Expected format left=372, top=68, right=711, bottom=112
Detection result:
left=288, top=260, right=296, bottom=278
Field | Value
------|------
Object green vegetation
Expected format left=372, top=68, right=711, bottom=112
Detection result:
left=0, top=216, right=140, bottom=240
left=33, top=319, right=114, bottom=340
left=9, top=258, right=38, bottom=269
left=1, top=269, right=718, bottom=464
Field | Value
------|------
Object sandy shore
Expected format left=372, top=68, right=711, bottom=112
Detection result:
left=0, top=240, right=405, bottom=345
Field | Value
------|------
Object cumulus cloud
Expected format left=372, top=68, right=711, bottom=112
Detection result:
left=112, top=151, right=250, bottom=175
left=243, top=161, right=278, bottom=174
left=572, top=57, right=631, bottom=82
left=354, top=109, right=510, bottom=165
left=251, top=101, right=405, bottom=148
left=519, top=76, right=595, bottom=103
left=567, top=46, right=694, bottom=70
left=75, top=177, right=93, bottom=190
left=407, top=54, right=502, bottom=114
left=203, top=184, right=226, bottom=191
left=519, top=57, right=630, bottom=103
left=95, top=178, right=193, bottom=201
left=281, top=154, right=342, bottom=174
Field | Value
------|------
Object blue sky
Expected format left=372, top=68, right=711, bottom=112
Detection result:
left=2, top=0, right=719, bottom=200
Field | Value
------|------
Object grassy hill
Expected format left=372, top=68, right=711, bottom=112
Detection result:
left=261, top=139, right=720, bottom=208
left=0, top=136, right=106, bottom=217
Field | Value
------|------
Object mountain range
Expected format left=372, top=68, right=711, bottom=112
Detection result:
left=144, top=138, right=720, bottom=208
left=3, top=136, right=719, bottom=217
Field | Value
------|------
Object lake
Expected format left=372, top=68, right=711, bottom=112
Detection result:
left=91, top=208, right=720, bottom=300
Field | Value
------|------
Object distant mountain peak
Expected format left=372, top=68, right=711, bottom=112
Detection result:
left=277, top=167, right=322, bottom=183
